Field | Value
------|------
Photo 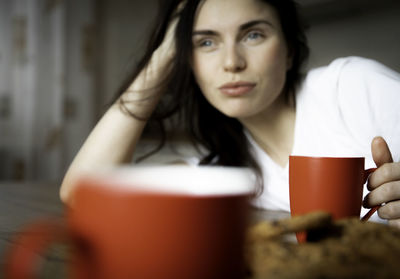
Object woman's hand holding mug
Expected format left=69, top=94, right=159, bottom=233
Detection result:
left=363, top=136, right=400, bottom=229
left=289, top=136, right=400, bottom=242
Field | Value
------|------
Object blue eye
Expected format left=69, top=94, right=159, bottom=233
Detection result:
left=200, top=39, right=213, bottom=47
left=247, top=31, right=261, bottom=40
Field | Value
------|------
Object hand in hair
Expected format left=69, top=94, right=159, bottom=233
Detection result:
left=59, top=1, right=187, bottom=204
left=120, top=1, right=185, bottom=119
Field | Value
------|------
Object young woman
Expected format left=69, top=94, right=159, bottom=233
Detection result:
left=60, top=0, right=400, bottom=228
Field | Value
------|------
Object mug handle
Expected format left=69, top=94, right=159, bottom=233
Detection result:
left=361, top=168, right=380, bottom=221
left=4, top=219, right=67, bottom=279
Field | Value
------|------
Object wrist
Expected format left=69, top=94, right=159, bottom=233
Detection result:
left=117, top=91, right=160, bottom=121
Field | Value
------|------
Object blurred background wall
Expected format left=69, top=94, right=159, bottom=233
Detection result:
left=0, top=0, right=96, bottom=181
left=0, top=0, right=399, bottom=181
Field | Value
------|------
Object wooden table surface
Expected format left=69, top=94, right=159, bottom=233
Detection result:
left=0, top=181, right=65, bottom=278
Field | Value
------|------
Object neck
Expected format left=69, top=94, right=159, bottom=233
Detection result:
left=239, top=95, right=296, bottom=167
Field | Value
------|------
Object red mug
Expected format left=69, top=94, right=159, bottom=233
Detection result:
left=289, top=156, right=377, bottom=242
left=5, top=165, right=256, bottom=279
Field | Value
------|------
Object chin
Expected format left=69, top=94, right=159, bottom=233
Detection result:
left=219, top=108, right=256, bottom=119
left=214, top=97, right=268, bottom=119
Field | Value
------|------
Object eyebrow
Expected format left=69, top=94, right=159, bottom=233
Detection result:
left=192, top=20, right=273, bottom=36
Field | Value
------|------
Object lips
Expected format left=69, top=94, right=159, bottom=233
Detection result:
left=219, top=81, right=256, bottom=96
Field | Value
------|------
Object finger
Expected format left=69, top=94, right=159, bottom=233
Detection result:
left=154, top=13, right=180, bottom=66
left=371, top=136, right=393, bottom=167
left=162, top=19, right=178, bottom=49
left=163, top=1, right=187, bottom=51
left=368, top=162, right=400, bottom=190
left=388, top=219, right=400, bottom=230
left=377, top=200, right=400, bottom=219
left=364, top=181, right=400, bottom=207
left=174, top=0, right=187, bottom=17
left=162, top=1, right=187, bottom=47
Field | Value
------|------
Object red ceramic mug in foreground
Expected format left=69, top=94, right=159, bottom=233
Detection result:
left=289, top=156, right=378, bottom=242
left=5, top=165, right=256, bottom=279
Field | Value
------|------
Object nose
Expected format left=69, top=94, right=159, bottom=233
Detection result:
left=223, top=44, right=246, bottom=73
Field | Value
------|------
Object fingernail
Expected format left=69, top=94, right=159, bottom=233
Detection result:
left=362, top=197, right=369, bottom=208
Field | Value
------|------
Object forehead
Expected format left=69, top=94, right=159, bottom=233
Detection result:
left=193, top=0, right=280, bottom=29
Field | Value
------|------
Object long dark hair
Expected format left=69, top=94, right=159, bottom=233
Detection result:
left=116, top=0, right=309, bottom=190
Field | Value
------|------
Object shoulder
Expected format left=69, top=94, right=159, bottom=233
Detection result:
left=326, top=56, right=395, bottom=73
left=301, top=56, right=400, bottom=101
left=331, top=56, right=399, bottom=89
left=327, top=57, right=400, bottom=110
left=331, top=57, right=400, bottom=160
left=304, top=56, right=399, bottom=86
left=298, top=57, right=400, bottom=158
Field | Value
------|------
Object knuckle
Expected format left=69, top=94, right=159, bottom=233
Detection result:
left=379, top=201, right=400, bottom=219
left=383, top=183, right=395, bottom=196
left=373, top=184, right=391, bottom=204
left=378, top=205, right=388, bottom=218
left=380, top=163, right=393, bottom=180
left=368, top=192, right=381, bottom=206
left=382, top=181, right=400, bottom=202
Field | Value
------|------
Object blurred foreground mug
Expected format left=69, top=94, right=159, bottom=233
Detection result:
left=289, top=156, right=377, bottom=242
left=5, top=165, right=256, bottom=279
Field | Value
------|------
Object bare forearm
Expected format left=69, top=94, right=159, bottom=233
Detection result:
left=60, top=102, right=148, bottom=203
left=60, top=6, right=180, bottom=204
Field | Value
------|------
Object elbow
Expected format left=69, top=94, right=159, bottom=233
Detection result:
left=60, top=166, right=89, bottom=205
left=59, top=176, right=76, bottom=205
left=59, top=186, right=69, bottom=204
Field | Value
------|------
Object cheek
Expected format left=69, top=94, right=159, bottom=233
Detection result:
left=192, top=56, right=214, bottom=92
left=257, top=39, right=290, bottom=73
left=192, top=57, right=205, bottom=83
left=258, top=48, right=290, bottom=92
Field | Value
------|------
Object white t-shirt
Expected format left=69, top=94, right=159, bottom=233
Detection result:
left=248, top=56, right=400, bottom=222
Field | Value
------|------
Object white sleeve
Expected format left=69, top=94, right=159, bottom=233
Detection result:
left=336, top=57, right=400, bottom=162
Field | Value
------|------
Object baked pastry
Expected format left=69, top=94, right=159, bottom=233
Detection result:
left=245, top=212, right=400, bottom=279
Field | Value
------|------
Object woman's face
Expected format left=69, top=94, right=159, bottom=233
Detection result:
left=191, top=0, right=291, bottom=120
